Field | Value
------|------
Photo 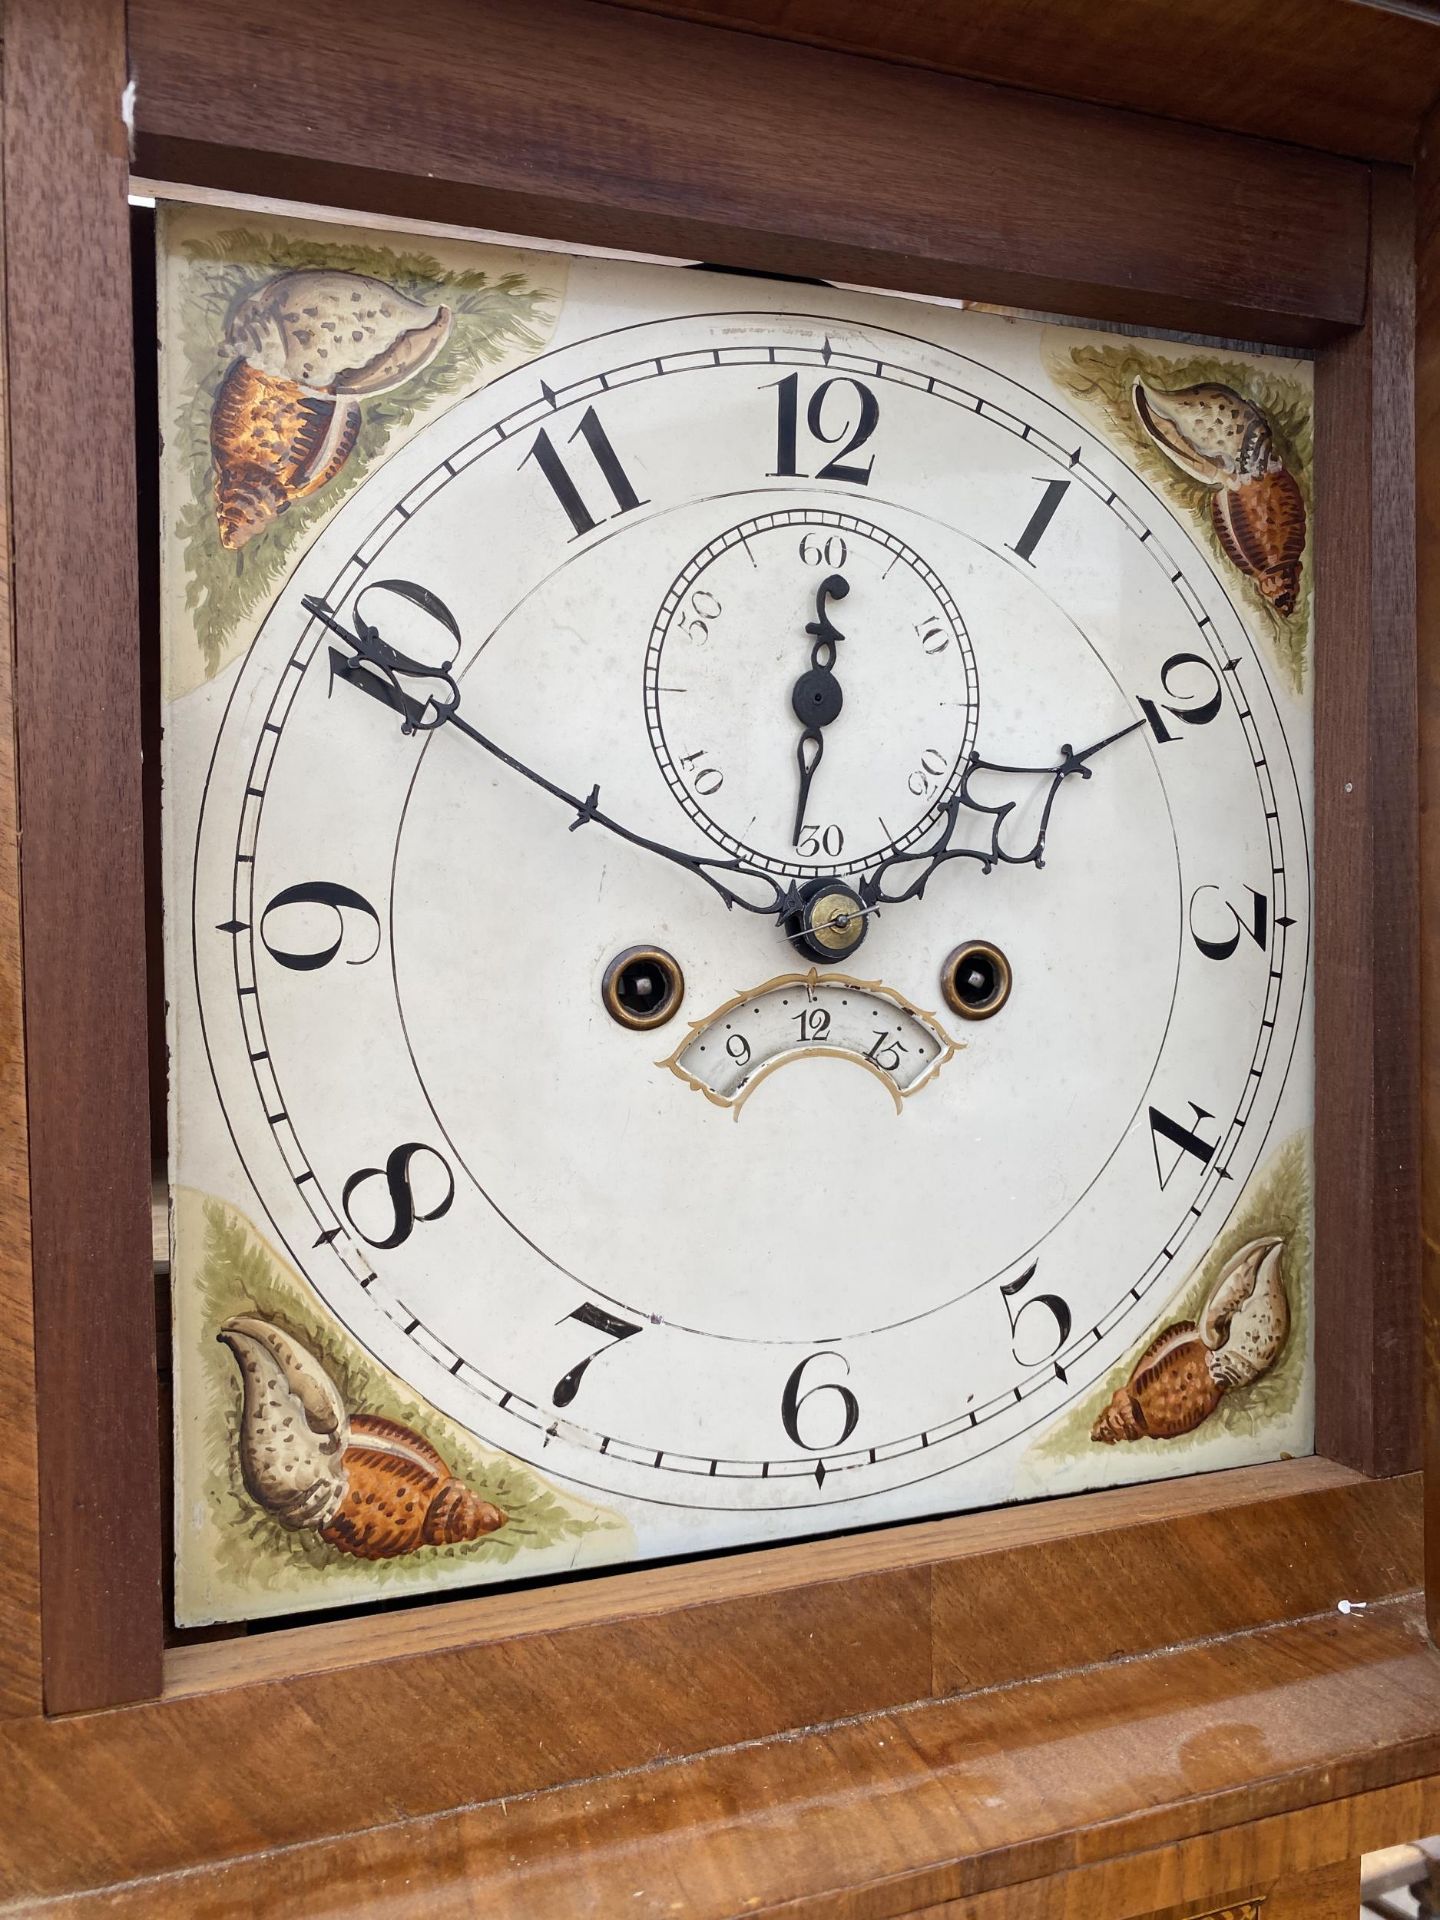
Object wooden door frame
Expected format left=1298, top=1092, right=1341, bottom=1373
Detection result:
left=0, top=0, right=1422, bottom=1737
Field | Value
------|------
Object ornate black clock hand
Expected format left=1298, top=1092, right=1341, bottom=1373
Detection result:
left=307, top=590, right=800, bottom=925
left=311, top=580, right=1142, bottom=959
left=859, top=716, right=1147, bottom=909
left=790, top=572, right=848, bottom=846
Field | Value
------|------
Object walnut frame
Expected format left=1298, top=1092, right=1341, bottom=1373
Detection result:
left=0, top=3, right=1423, bottom=1907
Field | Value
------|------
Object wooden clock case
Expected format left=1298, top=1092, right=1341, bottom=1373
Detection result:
left=2, top=0, right=1440, bottom=1912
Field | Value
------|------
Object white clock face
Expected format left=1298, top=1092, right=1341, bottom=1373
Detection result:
left=184, top=275, right=1312, bottom=1535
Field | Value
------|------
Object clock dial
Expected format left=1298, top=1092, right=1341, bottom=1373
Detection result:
left=645, top=511, right=979, bottom=876
left=165, top=218, right=1314, bottom=1617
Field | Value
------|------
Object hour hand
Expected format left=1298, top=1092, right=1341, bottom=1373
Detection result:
left=305, top=587, right=461, bottom=734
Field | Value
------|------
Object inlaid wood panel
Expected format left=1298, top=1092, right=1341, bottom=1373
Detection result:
left=909, top=1856, right=1357, bottom=1919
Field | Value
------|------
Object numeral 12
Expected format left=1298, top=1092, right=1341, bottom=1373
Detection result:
left=769, top=374, right=879, bottom=485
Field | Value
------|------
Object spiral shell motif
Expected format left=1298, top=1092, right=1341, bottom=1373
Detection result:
left=209, top=268, right=454, bottom=550
left=219, top=1315, right=506, bottom=1559
left=1132, top=380, right=1306, bottom=617
left=1090, top=1236, right=1289, bottom=1444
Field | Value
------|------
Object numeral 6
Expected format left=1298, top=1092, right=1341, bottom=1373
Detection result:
left=781, top=1352, right=860, bottom=1449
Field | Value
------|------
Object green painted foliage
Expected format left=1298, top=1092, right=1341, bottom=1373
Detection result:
left=1052, top=344, right=1314, bottom=695
left=171, top=227, right=556, bottom=677
left=194, top=1199, right=606, bottom=1590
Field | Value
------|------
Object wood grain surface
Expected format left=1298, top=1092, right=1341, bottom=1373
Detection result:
left=2, top=0, right=163, bottom=1713
left=1313, top=166, right=1423, bottom=1477
left=163, top=1458, right=1404, bottom=1698
left=911, top=1856, right=1357, bottom=1920
left=0, top=1462, right=1418, bottom=1908
left=0, top=39, right=42, bottom=1728
left=126, top=0, right=1371, bottom=346
left=1418, top=101, right=1440, bottom=1628
left=602, top=0, right=1440, bottom=166
left=3, top=1592, right=1433, bottom=1914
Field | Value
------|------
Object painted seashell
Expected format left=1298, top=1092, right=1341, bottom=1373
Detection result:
left=224, top=270, right=453, bottom=397
left=219, top=1315, right=506, bottom=1559
left=1133, top=380, right=1306, bottom=617
left=210, top=268, right=454, bottom=550
left=1199, top=1234, right=1289, bottom=1390
left=218, top=1314, right=347, bottom=1530
left=1089, top=1320, right=1224, bottom=1444
left=320, top=1413, right=506, bottom=1561
left=1090, top=1234, right=1288, bottom=1444
left=210, top=359, right=360, bottom=550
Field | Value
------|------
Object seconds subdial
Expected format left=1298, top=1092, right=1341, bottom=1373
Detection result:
left=644, top=510, right=980, bottom=878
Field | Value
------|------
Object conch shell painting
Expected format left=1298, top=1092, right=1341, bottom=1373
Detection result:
left=1091, top=1236, right=1290, bottom=1444
left=220, top=1313, right=506, bottom=1559
left=1132, top=380, right=1307, bottom=618
left=210, top=270, right=453, bottom=549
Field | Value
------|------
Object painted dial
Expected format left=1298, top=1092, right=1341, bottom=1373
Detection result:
left=645, top=511, right=978, bottom=875
left=190, top=294, right=1312, bottom=1533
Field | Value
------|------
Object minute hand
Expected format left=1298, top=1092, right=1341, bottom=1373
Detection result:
left=1055, top=717, right=1148, bottom=778
left=308, top=593, right=800, bottom=924
left=858, top=715, right=1147, bottom=909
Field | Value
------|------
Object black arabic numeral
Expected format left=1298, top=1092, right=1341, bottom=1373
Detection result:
left=1136, top=652, right=1224, bottom=743
left=685, top=589, right=722, bottom=644
left=342, top=1143, right=455, bottom=1250
left=256, top=880, right=382, bottom=972
left=798, top=531, right=848, bottom=568
left=677, top=747, right=723, bottom=796
left=796, top=821, right=844, bottom=857
left=1009, top=478, right=1071, bottom=564
left=726, top=1032, right=752, bottom=1065
left=793, top=1006, right=832, bottom=1043
left=522, top=405, right=647, bottom=537
left=781, top=1351, right=860, bottom=1449
left=552, top=1301, right=642, bottom=1408
left=1148, top=1103, right=1218, bottom=1187
left=1189, top=885, right=1269, bottom=962
left=999, top=1262, right=1073, bottom=1374
left=864, top=1029, right=908, bottom=1075
left=768, top=373, right=878, bottom=485
left=907, top=745, right=948, bottom=798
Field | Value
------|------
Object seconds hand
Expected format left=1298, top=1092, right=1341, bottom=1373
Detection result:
left=791, top=572, right=848, bottom=847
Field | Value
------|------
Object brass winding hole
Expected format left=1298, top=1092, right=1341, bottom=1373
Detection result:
left=602, top=946, right=685, bottom=1030
left=941, top=941, right=1012, bottom=1020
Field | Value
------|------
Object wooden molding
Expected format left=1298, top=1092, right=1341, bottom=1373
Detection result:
left=0, top=1462, right=1418, bottom=1904
left=1416, top=99, right=1440, bottom=1626
left=1, top=0, right=163, bottom=1714
left=1313, top=165, right=1423, bottom=1476
left=3, top=1572, right=1433, bottom=1910
left=600, top=0, right=1440, bottom=167
left=0, top=37, right=42, bottom=1726
left=126, top=0, right=1370, bottom=346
